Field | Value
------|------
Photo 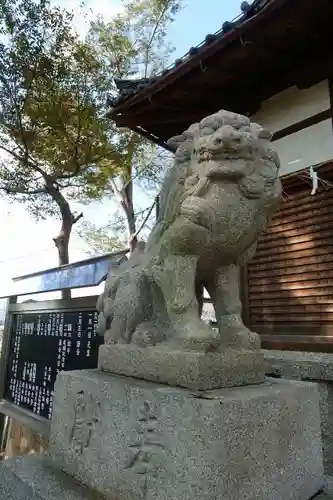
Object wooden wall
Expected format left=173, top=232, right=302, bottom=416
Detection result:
left=246, top=163, right=333, bottom=352
left=4, top=419, right=48, bottom=458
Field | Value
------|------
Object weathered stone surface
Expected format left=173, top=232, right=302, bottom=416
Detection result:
left=99, top=344, right=265, bottom=390
left=0, top=455, right=104, bottom=500
left=49, top=369, right=323, bottom=500
left=97, top=110, right=282, bottom=365
left=324, top=475, right=333, bottom=495
left=264, top=350, right=333, bottom=381
left=264, top=350, right=333, bottom=476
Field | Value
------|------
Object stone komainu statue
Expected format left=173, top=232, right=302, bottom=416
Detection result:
left=97, top=110, right=282, bottom=352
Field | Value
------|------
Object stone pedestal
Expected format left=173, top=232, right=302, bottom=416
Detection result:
left=99, top=344, right=265, bottom=390
left=47, top=369, right=323, bottom=500
left=0, top=455, right=104, bottom=499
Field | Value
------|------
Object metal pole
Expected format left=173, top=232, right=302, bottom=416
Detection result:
left=0, top=296, right=17, bottom=452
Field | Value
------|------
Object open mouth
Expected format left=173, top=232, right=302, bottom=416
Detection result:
left=197, top=153, right=243, bottom=164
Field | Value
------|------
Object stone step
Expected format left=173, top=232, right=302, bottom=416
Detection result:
left=0, top=453, right=327, bottom=500
left=0, top=455, right=104, bottom=500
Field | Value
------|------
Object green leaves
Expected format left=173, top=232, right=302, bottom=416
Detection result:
left=88, top=0, right=182, bottom=84
left=0, top=0, right=183, bottom=257
left=77, top=219, right=127, bottom=256
left=0, top=0, right=120, bottom=214
left=80, top=0, right=182, bottom=251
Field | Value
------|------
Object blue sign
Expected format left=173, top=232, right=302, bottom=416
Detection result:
left=0, top=251, right=128, bottom=298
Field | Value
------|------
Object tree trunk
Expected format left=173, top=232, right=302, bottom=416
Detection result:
left=53, top=222, right=72, bottom=299
left=128, top=233, right=137, bottom=253
left=120, top=180, right=137, bottom=254
left=48, top=182, right=75, bottom=300
left=53, top=218, right=72, bottom=299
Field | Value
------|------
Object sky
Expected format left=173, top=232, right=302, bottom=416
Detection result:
left=0, top=0, right=242, bottom=312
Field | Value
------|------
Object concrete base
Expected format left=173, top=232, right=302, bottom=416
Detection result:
left=48, top=369, right=323, bottom=500
left=0, top=455, right=104, bottom=499
left=99, top=344, right=265, bottom=390
left=264, top=350, right=333, bottom=477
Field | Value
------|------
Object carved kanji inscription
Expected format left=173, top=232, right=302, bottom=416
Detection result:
left=127, top=401, right=165, bottom=475
left=70, top=390, right=101, bottom=454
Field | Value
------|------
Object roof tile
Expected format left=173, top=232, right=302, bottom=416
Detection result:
left=109, top=0, right=273, bottom=108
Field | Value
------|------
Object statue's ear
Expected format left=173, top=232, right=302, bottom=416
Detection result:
left=250, top=122, right=272, bottom=140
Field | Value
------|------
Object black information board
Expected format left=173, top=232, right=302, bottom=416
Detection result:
left=4, top=310, right=103, bottom=420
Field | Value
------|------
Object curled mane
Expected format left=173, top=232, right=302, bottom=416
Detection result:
left=146, top=110, right=277, bottom=250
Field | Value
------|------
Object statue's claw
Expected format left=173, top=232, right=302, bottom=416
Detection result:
left=170, top=321, right=219, bottom=352
left=219, top=327, right=261, bottom=350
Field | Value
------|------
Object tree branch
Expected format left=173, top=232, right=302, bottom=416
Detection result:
left=133, top=199, right=156, bottom=240
left=97, top=206, right=152, bottom=229
left=73, top=212, right=83, bottom=224
left=0, top=144, right=47, bottom=177
left=0, top=185, right=47, bottom=195
left=0, top=63, right=33, bottom=168
left=122, top=148, right=168, bottom=190
left=144, top=3, right=169, bottom=77
left=57, top=168, right=81, bottom=180
left=67, top=64, right=86, bottom=179
left=109, top=177, right=121, bottom=197
left=55, top=180, right=77, bottom=189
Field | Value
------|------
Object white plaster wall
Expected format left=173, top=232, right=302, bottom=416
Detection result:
left=251, top=80, right=333, bottom=176
left=252, top=80, right=330, bottom=133
left=275, top=119, right=333, bottom=176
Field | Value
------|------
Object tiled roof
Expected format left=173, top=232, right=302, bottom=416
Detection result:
left=109, top=0, right=272, bottom=108
left=108, top=77, right=152, bottom=105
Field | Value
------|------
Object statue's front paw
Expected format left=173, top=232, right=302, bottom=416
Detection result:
left=220, top=326, right=261, bottom=350
left=171, top=320, right=219, bottom=352
left=104, top=329, right=126, bottom=345
left=131, top=323, right=165, bottom=347
left=235, top=329, right=261, bottom=350
left=181, top=197, right=215, bottom=231
left=180, top=197, right=204, bottom=223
